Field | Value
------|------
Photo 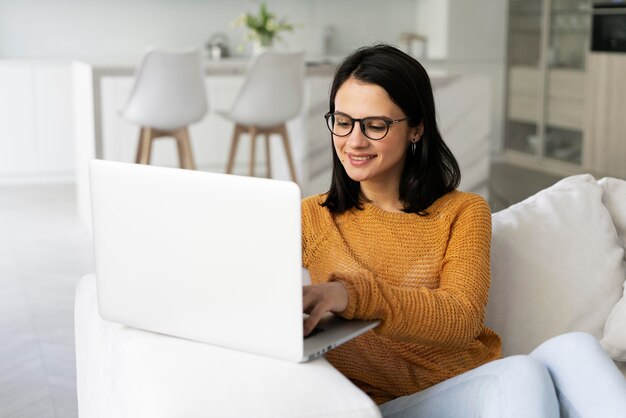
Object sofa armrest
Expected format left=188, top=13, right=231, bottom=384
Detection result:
left=75, top=274, right=381, bottom=418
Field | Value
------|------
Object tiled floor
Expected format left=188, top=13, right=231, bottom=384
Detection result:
left=0, top=184, right=93, bottom=418
left=0, top=162, right=564, bottom=418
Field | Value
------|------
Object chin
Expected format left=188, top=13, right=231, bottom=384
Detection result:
left=343, top=168, right=371, bottom=183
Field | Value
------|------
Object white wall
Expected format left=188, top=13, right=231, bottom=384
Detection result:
left=415, top=0, right=449, bottom=60
left=447, top=0, right=508, bottom=65
left=0, top=0, right=417, bottom=61
left=453, top=0, right=508, bottom=155
left=422, top=0, right=508, bottom=155
left=0, top=0, right=508, bottom=182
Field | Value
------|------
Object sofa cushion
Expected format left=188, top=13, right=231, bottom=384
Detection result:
left=598, top=177, right=626, bottom=258
left=598, top=177, right=626, bottom=361
left=486, top=174, right=626, bottom=356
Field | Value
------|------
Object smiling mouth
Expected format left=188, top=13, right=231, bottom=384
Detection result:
left=348, top=154, right=376, bottom=161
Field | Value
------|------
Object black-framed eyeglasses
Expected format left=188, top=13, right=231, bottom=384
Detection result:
left=324, top=111, right=408, bottom=141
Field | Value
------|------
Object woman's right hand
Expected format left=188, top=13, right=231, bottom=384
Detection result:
left=302, top=282, right=349, bottom=336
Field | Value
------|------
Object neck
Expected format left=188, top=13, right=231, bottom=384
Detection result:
left=360, top=182, right=404, bottom=213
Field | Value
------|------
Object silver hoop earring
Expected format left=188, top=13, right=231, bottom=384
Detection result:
left=410, top=140, right=417, bottom=155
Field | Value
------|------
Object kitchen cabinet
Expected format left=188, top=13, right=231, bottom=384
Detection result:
left=585, top=53, right=626, bottom=179
left=0, top=62, right=73, bottom=180
left=0, top=63, right=37, bottom=176
left=504, top=0, right=592, bottom=173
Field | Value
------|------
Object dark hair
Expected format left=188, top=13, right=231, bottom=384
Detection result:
left=321, top=44, right=460, bottom=215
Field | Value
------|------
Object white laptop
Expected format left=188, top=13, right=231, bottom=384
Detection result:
left=89, top=159, right=379, bottom=362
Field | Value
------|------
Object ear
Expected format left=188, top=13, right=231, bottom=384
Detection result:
left=411, top=121, right=424, bottom=141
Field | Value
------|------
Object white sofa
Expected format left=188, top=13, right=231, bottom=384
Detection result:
left=75, top=174, right=626, bottom=417
left=486, top=174, right=626, bottom=373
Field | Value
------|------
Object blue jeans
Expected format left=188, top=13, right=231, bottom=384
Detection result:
left=379, top=332, right=626, bottom=418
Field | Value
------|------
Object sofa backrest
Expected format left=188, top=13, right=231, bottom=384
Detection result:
left=486, top=174, right=626, bottom=361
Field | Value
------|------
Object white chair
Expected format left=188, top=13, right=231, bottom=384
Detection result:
left=218, top=51, right=305, bottom=183
left=121, top=47, right=208, bottom=170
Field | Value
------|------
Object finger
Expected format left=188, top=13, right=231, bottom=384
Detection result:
left=304, top=301, right=330, bottom=336
left=302, top=291, right=314, bottom=314
left=302, top=285, right=321, bottom=314
left=303, top=315, right=318, bottom=337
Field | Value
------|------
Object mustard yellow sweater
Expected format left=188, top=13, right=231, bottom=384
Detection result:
left=301, top=190, right=502, bottom=404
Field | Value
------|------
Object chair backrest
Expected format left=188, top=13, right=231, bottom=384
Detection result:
left=229, top=51, right=305, bottom=127
left=121, top=47, right=208, bottom=131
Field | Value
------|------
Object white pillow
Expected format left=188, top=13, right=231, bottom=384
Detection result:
left=598, top=177, right=626, bottom=361
left=487, top=174, right=626, bottom=356
left=598, top=177, right=626, bottom=257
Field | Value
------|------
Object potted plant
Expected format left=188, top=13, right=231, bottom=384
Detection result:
left=233, top=1, right=295, bottom=51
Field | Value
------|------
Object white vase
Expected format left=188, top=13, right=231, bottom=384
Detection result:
left=253, top=40, right=273, bottom=55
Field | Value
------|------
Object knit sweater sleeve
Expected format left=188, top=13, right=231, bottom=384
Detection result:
left=331, top=196, right=492, bottom=349
left=301, top=194, right=330, bottom=268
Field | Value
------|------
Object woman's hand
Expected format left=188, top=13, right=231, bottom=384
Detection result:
left=302, top=282, right=349, bottom=336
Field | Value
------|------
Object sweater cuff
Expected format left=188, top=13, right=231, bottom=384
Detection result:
left=328, top=271, right=371, bottom=319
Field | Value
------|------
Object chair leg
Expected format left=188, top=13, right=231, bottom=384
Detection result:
left=226, top=124, right=244, bottom=174
left=136, top=127, right=153, bottom=165
left=278, top=124, right=297, bottom=184
left=135, top=127, right=144, bottom=164
left=264, top=133, right=272, bottom=178
left=248, top=126, right=258, bottom=177
left=175, top=127, right=196, bottom=170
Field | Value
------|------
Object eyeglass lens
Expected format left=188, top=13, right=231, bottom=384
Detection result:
left=326, top=113, right=390, bottom=140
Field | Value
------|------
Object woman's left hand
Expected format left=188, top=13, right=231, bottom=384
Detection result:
left=302, top=282, right=348, bottom=336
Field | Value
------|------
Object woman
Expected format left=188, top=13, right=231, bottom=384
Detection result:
left=301, top=44, right=626, bottom=417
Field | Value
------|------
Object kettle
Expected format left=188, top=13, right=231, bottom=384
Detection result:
left=206, top=32, right=230, bottom=60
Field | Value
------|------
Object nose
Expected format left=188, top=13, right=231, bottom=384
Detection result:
left=346, top=121, right=369, bottom=147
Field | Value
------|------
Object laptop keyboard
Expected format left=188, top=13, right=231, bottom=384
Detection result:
left=304, top=326, right=325, bottom=339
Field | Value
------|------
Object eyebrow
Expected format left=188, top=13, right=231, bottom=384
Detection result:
left=333, top=111, right=395, bottom=120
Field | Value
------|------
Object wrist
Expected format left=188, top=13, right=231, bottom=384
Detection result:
left=329, top=275, right=357, bottom=318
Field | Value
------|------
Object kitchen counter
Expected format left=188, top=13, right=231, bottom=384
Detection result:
left=78, top=55, right=338, bottom=76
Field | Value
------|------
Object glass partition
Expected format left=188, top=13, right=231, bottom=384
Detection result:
left=543, top=0, right=590, bottom=164
left=505, top=0, right=543, bottom=155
